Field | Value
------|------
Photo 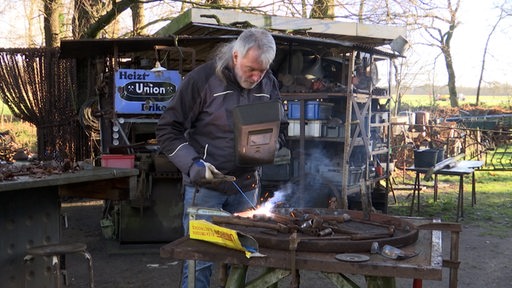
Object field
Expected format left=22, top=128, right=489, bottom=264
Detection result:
left=399, top=94, right=512, bottom=111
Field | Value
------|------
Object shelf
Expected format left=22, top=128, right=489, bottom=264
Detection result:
left=281, top=92, right=347, bottom=100
left=290, top=136, right=366, bottom=145
left=371, top=148, right=390, bottom=155
left=353, top=94, right=370, bottom=103
left=371, top=95, right=392, bottom=100
left=281, top=92, right=390, bottom=101
left=287, top=136, right=346, bottom=142
left=370, top=123, right=389, bottom=128
left=278, top=52, right=393, bottom=211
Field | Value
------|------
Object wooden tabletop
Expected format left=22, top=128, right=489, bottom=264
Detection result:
left=160, top=218, right=443, bottom=280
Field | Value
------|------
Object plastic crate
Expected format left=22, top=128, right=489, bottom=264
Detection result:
left=323, top=124, right=345, bottom=138
left=287, top=101, right=333, bottom=119
left=101, top=154, right=135, bottom=168
left=318, top=166, right=342, bottom=185
left=288, top=120, right=325, bottom=137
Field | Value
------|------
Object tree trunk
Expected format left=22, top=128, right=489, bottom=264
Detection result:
left=131, top=2, right=146, bottom=36
left=43, top=0, right=61, bottom=47
left=358, top=0, right=366, bottom=22
left=442, top=35, right=458, bottom=107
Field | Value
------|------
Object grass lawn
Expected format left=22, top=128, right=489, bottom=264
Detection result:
left=388, top=169, right=512, bottom=237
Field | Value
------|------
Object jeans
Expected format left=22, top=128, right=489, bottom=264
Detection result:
left=181, top=184, right=258, bottom=288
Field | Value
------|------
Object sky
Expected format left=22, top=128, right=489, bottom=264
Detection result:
left=0, top=1, right=510, bottom=88
left=437, top=1, right=512, bottom=87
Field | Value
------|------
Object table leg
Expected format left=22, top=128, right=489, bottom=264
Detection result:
left=366, top=276, right=396, bottom=288
left=323, top=272, right=360, bottom=287
left=416, top=173, right=421, bottom=215
left=289, top=232, right=300, bottom=288
left=409, top=172, right=421, bottom=216
left=434, top=174, right=438, bottom=202
left=456, top=176, right=464, bottom=221
left=244, top=268, right=290, bottom=288
left=471, top=171, right=476, bottom=206
left=225, top=265, right=247, bottom=288
left=188, top=260, right=196, bottom=288
left=217, top=263, right=229, bottom=286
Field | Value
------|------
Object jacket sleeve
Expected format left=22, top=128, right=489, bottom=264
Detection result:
left=156, top=74, right=202, bottom=174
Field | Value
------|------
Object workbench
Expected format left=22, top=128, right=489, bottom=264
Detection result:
left=161, top=218, right=446, bottom=288
left=0, top=167, right=139, bottom=288
left=406, top=160, right=484, bottom=221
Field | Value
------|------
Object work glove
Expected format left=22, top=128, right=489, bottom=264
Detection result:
left=188, top=159, right=224, bottom=184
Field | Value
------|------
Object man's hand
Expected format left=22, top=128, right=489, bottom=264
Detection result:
left=189, top=159, right=224, bottom=184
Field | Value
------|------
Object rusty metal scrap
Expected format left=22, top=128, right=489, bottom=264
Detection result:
left=215, top=210, right=395, bottom=240
left=0, top=160, right=82, bottom=182
left=219, top=208, right=419, bottom=253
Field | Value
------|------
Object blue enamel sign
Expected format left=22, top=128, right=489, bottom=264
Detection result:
left=114, top=69, right=181, bottom=114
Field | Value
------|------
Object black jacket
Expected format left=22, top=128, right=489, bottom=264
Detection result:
left=156, top=61, right=286, bottom=193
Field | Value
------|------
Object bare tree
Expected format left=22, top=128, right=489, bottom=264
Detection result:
left=23, top=0, right=40, bottom=47
left=476, top=2, right=512, bottom=106
left=408, top=0, right=462, bottom=107
left=73, top=0, right=137, bottom=39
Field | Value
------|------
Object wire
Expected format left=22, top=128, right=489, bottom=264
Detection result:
left=231, top=181, right=257, bottom=210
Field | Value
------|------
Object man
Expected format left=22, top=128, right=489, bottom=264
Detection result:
left=156, top=28, right=286, bottom=287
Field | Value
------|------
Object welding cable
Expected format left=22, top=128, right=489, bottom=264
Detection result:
left=231, top=181, right=257, bottom=210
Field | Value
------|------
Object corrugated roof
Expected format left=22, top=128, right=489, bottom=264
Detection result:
left=60, top=8, right=406, bottom=61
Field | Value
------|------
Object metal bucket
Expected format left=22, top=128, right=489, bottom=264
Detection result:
left=414, top=149, right=440, bottom=168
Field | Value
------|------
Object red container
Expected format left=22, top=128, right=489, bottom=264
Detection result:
left=101, top=154, right=135, bottom=168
